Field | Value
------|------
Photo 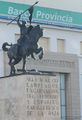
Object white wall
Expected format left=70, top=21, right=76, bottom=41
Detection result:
left=0, top=50, right=4, bottom=77
left=0, top=22, right=20, bottom=47
left=44, top=27, right=82, bottom=55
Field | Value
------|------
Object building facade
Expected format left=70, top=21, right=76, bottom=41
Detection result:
left=0, top=0, right=82, bottom=120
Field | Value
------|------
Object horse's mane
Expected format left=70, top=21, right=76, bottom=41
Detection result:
left=29, top=25, right=43, bottom=42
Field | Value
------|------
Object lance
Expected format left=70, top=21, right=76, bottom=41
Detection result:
left=7, top=1, right=39, bottom=25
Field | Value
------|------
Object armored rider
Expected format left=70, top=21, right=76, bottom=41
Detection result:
left=17, top=15, right=27, bottom=45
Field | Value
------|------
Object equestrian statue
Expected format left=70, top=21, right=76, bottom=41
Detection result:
left=2, top=1, right=44, bottom=75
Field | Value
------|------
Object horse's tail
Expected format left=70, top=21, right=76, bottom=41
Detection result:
left=2, top=42, right=12, bottom=51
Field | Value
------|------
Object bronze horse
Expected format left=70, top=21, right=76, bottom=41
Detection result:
left=2, top=25, right=43, bottom=75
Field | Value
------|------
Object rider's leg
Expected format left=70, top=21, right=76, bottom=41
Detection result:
left=34, top=47, right=43, bottom=54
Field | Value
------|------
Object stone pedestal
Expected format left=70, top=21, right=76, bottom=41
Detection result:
left=2, top=52, right=81, bottom=119
left=0, top=74, right=60, bottom=120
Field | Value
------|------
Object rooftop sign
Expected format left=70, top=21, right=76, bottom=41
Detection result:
left=0, top=1, right=82, bottom=29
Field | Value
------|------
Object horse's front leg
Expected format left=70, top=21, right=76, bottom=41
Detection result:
left=31, top=53, right=36, bottom=60
left=22, top=56, right=26, bottom=72
left=39, top=47, right=43, bottom=59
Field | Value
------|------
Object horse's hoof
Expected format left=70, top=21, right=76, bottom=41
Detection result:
left=22, top=69, right=26, bottom=73
left=9, top=73, right=15, bottom=76
left=39, top=54, right=43, bottom=59
left=39, top=51, right=43, bottom=60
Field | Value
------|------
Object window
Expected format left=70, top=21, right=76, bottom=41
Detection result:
left=57, top=39, right=65, bottom=53
left=60, top=74, right=66, bottom=120
left=80, top=41, right=82, bottom=55
left=38, top=37, right=50, bottom=52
